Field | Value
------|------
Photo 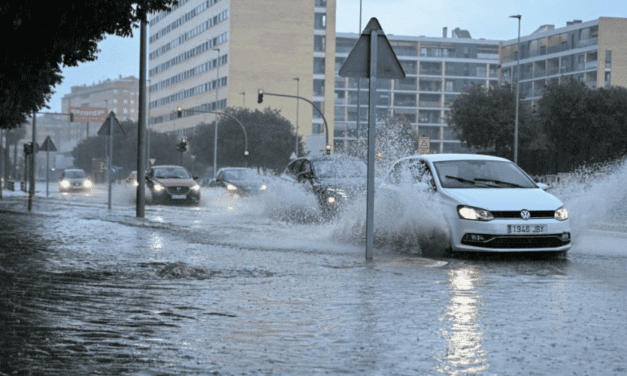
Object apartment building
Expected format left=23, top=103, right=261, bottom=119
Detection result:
left=148, top=0, right=337, bottom=154
left=500, top=17, right=627, bottom=106
left=61, top=75, right=140, bottom=123
left=334, top=28, right=501, bottom=153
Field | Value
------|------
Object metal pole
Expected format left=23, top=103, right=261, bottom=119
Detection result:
left=213, top=48, right=220, bottom=178
left=0, top=129, right=4, bottom=199
left=355, top=0, right=363, bottom=150
left=365, top=30, right=378, bottom=262
left=46, top=151, right=49, bottom=198
left=511, top=14, right=521, bottom=164
left=294, top=77, right=300, bottom=157
left=28, top=113, right=36, bottom=211
left=136, top=17, right=147, bottom=217
left=107, top=116, right=113, bottom=210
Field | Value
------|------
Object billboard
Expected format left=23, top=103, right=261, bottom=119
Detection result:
left=69, top=107, right=108, bottom=123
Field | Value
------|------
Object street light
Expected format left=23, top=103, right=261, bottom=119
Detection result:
left=293, top=77, right=300, bottom=158
left=212, top=47, right=221, bottom=178
left=510, top=14, right=521, bottom=164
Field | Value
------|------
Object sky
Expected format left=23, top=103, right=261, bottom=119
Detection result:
left=44, top=0, right=627, bottom=112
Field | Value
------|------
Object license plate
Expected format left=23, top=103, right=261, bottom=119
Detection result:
left=172, top=194, right=186, bottom=199
left=507, top=224, right=547, bottom=234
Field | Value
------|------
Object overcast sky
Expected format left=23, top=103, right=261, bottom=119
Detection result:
left=45, top=0, right=627, bottom=112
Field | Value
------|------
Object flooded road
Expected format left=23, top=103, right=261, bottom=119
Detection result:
left=1, top=180, right=626, bottom=375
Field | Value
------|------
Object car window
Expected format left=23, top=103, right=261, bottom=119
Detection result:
left=154, top=168, right=190, bottom=179
left=433, top=160, right=536, bottom=188
left=288, top=160, right=303, bottom=176
left=300, top=161, right=313, bottom=176
left=65, top=170, right=85, bottom=178
left=311, top=158, right=367, bottom=178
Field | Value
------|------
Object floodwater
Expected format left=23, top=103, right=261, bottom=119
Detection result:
left=1, top=159, right=627, bottom=374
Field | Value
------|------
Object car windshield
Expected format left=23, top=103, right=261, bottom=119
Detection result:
left=433, top=160, right=536, bottom=189
left=154, top=167, right=190, bottom=179
left=65, top=170, right=85, bottom=178
left=224, top=169, right=259, bottom=181
left=313, top=159, right=367, bottom=178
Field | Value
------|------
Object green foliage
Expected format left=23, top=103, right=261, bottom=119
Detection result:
left=72, top=121, right=179, bottom=176
left=187, top=107, right=302, bottom=174
left=0, top=0, right=176, bottom=129
left=447, top=83, right=536, bottom=159
left=536, top=80, right=627, bottom=172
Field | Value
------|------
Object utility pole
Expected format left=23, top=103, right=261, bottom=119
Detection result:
left=213, top=47, right=221, bottom=178
left=293, top=77, right=300, bottom=158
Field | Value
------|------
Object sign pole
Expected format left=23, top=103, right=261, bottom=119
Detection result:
left=46, top=150, right=49, bottom=198
left=108, top=117, right=113, bottom=210
left=28, top=113, right=36, bottom=211
left=365, top=30, right=378, bottom=262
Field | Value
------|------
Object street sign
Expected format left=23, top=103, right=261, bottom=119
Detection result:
left=338, top=18, right=406, bottom=79
left=40, top=136, right=57, bottom=152
left=69, top=107, right=107, bottom=123
left=97, top=111, right=126, bottom=136
left=289, top=152, right=297, bottom=160
left=338, top=18, right=405, bottom=262
left=418, top=137, right=430, bottom=154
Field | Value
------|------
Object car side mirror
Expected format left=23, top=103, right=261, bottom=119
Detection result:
left=536, top=182, right=548, bottom=190
left=297, top=171, right=312, bottom=181
left=193, top=175, right=199, bottom=180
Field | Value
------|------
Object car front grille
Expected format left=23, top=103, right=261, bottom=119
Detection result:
left=167, top=186, right=190, bottom=195
left=462, top=234, right=570, bottom=249
left=492, top=210, right=555, bottom=219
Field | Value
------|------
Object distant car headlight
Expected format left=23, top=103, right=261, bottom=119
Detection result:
left=260, top=184, right=267, bottom=191
left=83, top=180, right=93, bottom=188
left=457, top=205, right=494, bottom=221
left=191, top=184, right=200, bottom=191
left=227, top=184, right=238, bottom=191
left=555, top=207, right=569, bottom=221
left=154, top=183, right=165, bottom=192
left=326, top=196, right=337, bottom=204
left=132, top=181, right=138, bottom=187
left=60, top=180, right=70, bottom=188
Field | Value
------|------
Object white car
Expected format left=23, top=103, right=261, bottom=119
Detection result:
left=379, top=154, right=571, bottom=255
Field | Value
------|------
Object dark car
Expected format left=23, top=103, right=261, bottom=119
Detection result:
left=282, top=155, right=367, bottom=215
left=58, top=168, right=93, bottom=193
left=145, top=165, right=201, bottom=205
left=209, top=167, right=269, bottom=197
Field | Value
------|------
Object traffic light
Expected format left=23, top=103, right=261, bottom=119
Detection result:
left=69, top=112, right=74, bottom=122
left=176, top=107, right=183, bottom=118
left=177, top=138, right=187, bottom=152
left=23, top=142, right=33, bottom=154
left=257, top=90, right=264, bottom=104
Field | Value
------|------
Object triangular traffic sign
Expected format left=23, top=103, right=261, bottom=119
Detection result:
left=40, top=136, right=57, bottom=152
left=97, top=111, right=126, bottom=136
left=339, top=18, right=405, bottom=79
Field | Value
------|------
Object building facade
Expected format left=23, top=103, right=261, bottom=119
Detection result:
left=61, top=75, right=140, bottom=124
left=334, top=29, right=501, bottom=153
left=500, top=17, right=627, bottom=106
left=148, top=0, right=337, bottom=155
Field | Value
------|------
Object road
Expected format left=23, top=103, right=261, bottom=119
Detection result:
left=0, top=182, right=626, bottom=375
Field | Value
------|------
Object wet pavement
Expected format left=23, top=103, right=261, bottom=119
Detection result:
left=1, top=183, right=627, bottom=375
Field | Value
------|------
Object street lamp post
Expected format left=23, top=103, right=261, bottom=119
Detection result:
left=293, top=77, right=300, bottom=158
left=213, top=47, right=220, bottom=178
left=240, top=92, right=245, bottom=107
left=510, top=14, right=521, bottom=164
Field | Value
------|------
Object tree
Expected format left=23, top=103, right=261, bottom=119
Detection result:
left=72, top=120, right=179, bottom=178
left=536, top=80, right=627, bottom=172
left=447, top=83, right=537, bottom=159
left=4, top=125, right=28, bottom=180
left=0, top=0, right=176, bottom=129
left=187, top=107, right=302, bottom=174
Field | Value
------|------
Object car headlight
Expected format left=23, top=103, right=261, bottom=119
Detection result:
left=227, top=184, right=238, bottom=191
left=83, top=180, right=92, bottom=188
left=326, top=196, right=337, bottom=204
left=60, top=180, right=70, bottom=188
left=154, top=183, right=165, bottom=192
left=260, top=184, right=267, bottom=191
left=191, top=184, right=200, bottom=191
left=457, top=205, right=494, bottom=221
left=555, top=207, right=569, bottom=221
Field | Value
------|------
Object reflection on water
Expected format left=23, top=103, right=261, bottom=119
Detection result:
left=437, top=266, right=487, bottom=375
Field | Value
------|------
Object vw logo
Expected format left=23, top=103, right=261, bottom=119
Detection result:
left=520, top=209, right=531, bottom=220
left=176, top=187, right=181, bottom=192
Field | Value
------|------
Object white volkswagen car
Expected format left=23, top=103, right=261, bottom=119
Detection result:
left=379, top=154, right=571, bottom=255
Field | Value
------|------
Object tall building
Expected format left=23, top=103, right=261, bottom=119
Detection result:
left=148, top=0, right=337, bottom=155
left=334, top=28, right=501, bottom=153
left=61, top=75, right=140, bottom=123
left=500, top=17, right=627, bottom=106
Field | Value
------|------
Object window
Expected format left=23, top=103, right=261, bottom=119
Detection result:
left=314, top=57, right=325, bottom=74
left=314, top=13, right=326, bottom=29
left=399, top=60, right=417, bottom=75
left=313, top=80, right=325, bottom=96
left=418, top=125, right=440, bottom=140
left=314, top=35, right=326, bottom=52
left=606, top=50, right=612, bottom=68
left=394, top=93, right=416, bottom=107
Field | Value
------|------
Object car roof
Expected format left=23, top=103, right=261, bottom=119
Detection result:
left=399, top=153, right=512, bottom=163
left=220, top=167, right=254, bottom=171
left=152, top=165, right=186, bottom=169
left=293, top=155, right=365, bottom=163
left=64, top=169, right=85, bottom=172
